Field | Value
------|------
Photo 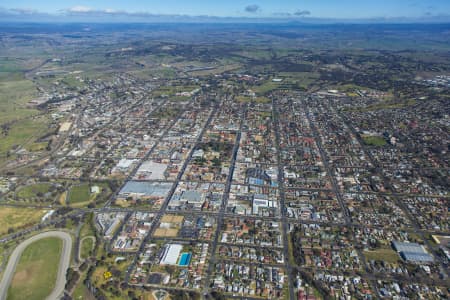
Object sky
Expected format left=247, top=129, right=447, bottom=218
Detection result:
left=1, top=0, right=449, bottom=22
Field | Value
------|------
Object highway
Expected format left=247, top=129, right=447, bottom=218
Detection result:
left=0, top=231, right=72, bottom=300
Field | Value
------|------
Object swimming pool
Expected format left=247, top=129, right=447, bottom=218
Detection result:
left=178, top=252, right=192, bottom=266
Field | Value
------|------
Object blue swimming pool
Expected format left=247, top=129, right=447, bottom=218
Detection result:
left=178, top=252, right=192, bottom=266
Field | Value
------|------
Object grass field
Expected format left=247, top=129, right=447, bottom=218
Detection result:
left=364, top=248, right=399, bottom=263
left=190, top=64, right=241, bottom=77
left=0, top=79, right=38, bottom=125
left=16, top=183, right=52, bottom=199
left=278, top=71, right=320, bottom=89
left=0, top=65, right=52, bottom=160
left=72, top=280, right=95, bottom=300
left=60, top=75, right=85, bottom=89
left=7, top=237, right=62, bottom=300
left=157, top=67, right=177, bottom=78
left=27, top=142, right=48, bottom=152
left=0, top=115, right=51, bottom=158
left=0, top=58, right=22, bottom=73
left=67, top=183, right=110, bottom=207
left=362, top=135, right=387, bottom=147
left=80, top=214, right=96, bottom=238
left=80, top=237, right=94, bottom=260
left=0, top=207, right=46, bottom=236
left=68, top=184, right=92, bottom=204
left=234, top=49, right=273, bottom=60
left=253, top=81, right=281, bottom=95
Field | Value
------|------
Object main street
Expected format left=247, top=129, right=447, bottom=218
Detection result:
left=123, top=98, right=220, bottom=284
left=272, top=97, right=295, bottom=300
left=204, top=101, right=246, bottom=296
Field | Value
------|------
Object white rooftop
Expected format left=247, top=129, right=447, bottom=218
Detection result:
left=161, top=244, right=182, bottom=265
left=116, top=158, right=137, bottom=169
left=136, top=161, right=168, bottom=180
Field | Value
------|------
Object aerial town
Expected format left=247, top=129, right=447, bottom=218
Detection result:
left=0, top=19, right=449, bottom=300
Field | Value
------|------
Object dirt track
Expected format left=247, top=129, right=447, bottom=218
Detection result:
left=0, top=231, right=72, bottom=300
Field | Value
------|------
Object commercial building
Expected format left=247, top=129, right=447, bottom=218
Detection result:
left=392, top=241, right=434, bottom=263
left=118, top=181, right=172, bottom=199
left=160, top=244, right=183, bottom=265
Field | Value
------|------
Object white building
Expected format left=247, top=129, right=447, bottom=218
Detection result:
left=160, top=244, right=183, bottom=265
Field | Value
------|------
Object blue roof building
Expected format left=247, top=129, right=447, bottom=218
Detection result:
left=392, top=241, right=434, bottom=263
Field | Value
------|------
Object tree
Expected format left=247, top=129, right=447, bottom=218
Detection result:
left=212, top=157, right=221, bottom=167
left=209, top=292, right=226, bottom=300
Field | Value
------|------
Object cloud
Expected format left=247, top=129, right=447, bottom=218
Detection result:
left=245, top=5, right=260, bottom=13
left=273, top=12, right=292, bottom=17
left=68, top=6, right=94, bottom=13
left=294, top=10, right=311, bottom=17
left=104, top=8, right=121, bottom=14
left=65, top=6, right=135, bottom=17
left=0, top=6, right=51, bottom=18
left=9, top=8, right=40, bottom=15
left=1, top=5, right=449, bottom=23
